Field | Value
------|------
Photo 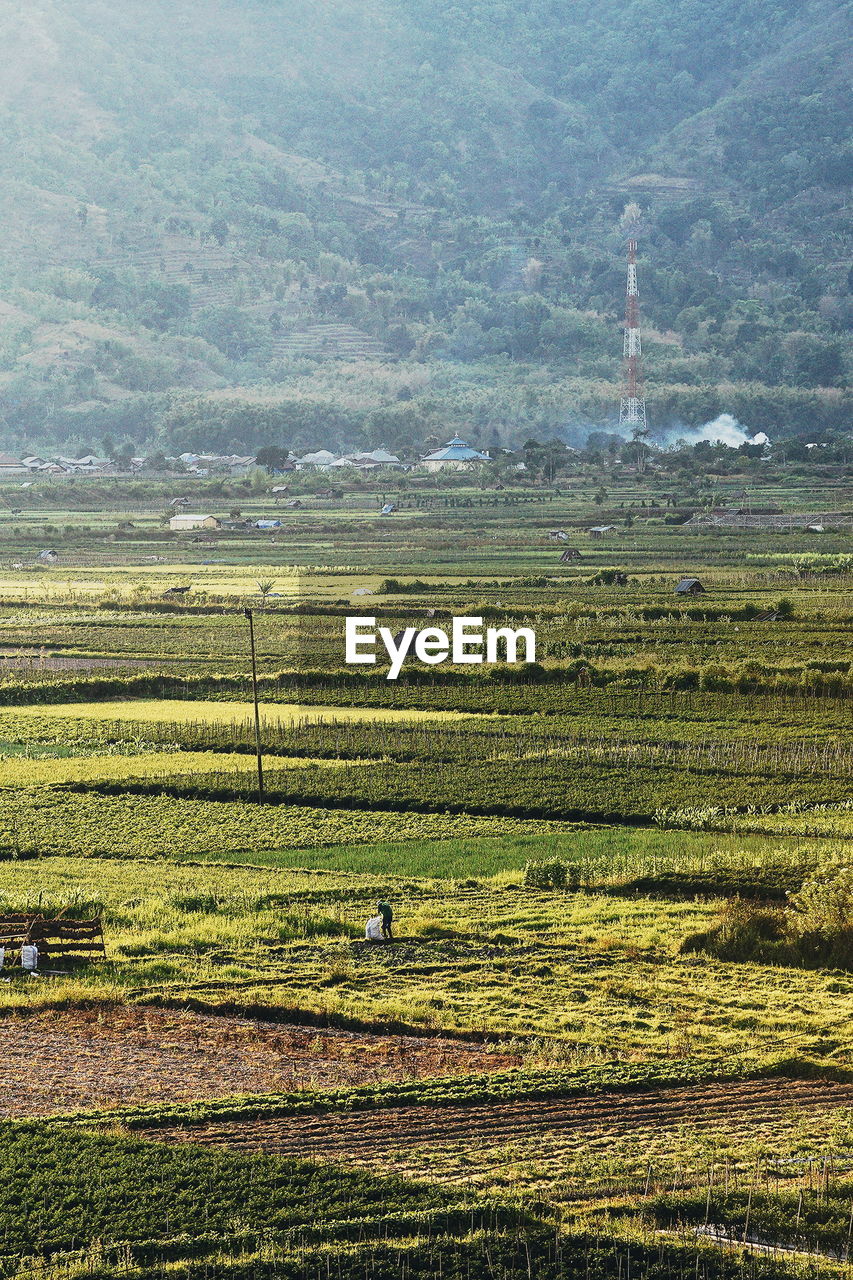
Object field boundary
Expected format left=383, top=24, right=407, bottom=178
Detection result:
left=34, top=1053, right=852, bottom=1133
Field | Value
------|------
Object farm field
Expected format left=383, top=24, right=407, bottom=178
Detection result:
left=0, top=468, right=851, bottom=1277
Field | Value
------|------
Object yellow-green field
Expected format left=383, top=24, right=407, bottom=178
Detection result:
left=2, top=857, right=851, bottom=1069
left=0, top=750, right=369, bottom=788
left=9, top=698, right=477, bottom=726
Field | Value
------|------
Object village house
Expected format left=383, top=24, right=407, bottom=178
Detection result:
left=296, top=450, right=338, bottom=469
left=0, top=453, right=28, bottom=476
left=177, top=453, right=255, bottom=477
left=330, top=450, right=404, bottom=470
left=55, top=455, right=110, bottom=473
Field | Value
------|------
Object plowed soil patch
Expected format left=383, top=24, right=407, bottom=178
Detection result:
left=146, top=1078, right=853, bottom=1165
left=0, top=1006, right=520, bottom=1117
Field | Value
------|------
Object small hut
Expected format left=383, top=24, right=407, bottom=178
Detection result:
left=559, top=548, right=582, bottom=562
left=675, top=577, right=706, bottom=595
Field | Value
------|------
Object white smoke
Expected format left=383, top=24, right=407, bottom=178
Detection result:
left=684, top=413, right=749, bottom=447
left=653, top=415, right=770, bottom=450
left=575, top=414, right=769, bottom=452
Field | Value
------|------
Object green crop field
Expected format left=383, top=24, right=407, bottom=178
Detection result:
left=0, top=466, right=851, bottom=1280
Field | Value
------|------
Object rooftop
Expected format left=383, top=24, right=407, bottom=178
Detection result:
left=422, top=436, right=490, bottom=462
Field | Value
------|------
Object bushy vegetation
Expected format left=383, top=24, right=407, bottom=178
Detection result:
left=524, top=859, right=577, bottom=890
left=683, top=863, right=853, bottom=968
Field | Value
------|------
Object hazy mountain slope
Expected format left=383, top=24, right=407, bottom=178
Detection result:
left=0, top=0, right=848, bottom=453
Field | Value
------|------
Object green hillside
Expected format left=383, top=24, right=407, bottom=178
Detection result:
left=0, top=0, right=849, bottom=454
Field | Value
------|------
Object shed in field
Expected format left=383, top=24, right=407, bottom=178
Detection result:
left=559, top=548, right=583, bottom=562
left=169, top=514, right=221, bottom=531
left=675, top=577, right=706, bottom=595
left=588, top=525, right=616, bottom=539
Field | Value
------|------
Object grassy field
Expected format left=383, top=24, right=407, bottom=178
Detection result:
left=0, top=467, right=851, bottom=1277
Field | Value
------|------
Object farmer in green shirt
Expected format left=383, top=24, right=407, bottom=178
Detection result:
left=377, top=900, right=393, bottom=940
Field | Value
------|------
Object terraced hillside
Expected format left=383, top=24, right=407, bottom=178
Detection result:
left=0, top=0, right=848, bottom=453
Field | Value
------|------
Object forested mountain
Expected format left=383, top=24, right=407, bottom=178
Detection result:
left=0, top=0, right=849, bottom=455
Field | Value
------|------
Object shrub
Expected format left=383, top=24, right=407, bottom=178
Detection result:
left=590, top=567, right=628, bottom=586
left=523, top=859, right=578, bottom=890
left=682, top=866, right=853, bottom=969
left=681, top=897, right=785, bottom=962
left=786, top=862, right=853, bottom=966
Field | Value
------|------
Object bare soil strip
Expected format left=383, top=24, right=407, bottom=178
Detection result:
left=145, top=1078, right=853, bottom=1163
left=0, top=1007, right=520, bottom=1117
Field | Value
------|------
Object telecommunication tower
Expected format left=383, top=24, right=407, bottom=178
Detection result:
left=619, top=238, right=647, bottom=432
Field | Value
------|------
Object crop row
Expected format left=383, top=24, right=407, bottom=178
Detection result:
left=12, top=710, right=850, bottom=774
left=657, top=801, right=853, bottom=839
left=650, top=1181, right=853, bottom=1257
left=1, top=1237, right=810, bottom=1280
left=0, top=1125, right=479, bottom=1259
left=0, top=750, right=362, bottom=791
left=0, top=1139, right=788, bottom=1280
left=0, top=789, right=567, bottom=861
left=3, top=659, right=853, bottom=710
left=57, top=1056, right=759, bottom=1131
left=6, top=682, right=853, bottom=748
left=75, top=756, right=853, bottom=823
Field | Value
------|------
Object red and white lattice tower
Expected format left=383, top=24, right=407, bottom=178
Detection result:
left=619, top=238, right=647, bottom=431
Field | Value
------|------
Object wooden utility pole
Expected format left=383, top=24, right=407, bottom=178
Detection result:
left=243, top=608, right=264, bottom=800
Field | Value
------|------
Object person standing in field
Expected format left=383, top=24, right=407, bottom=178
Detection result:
left=377, top=900, right=393, bottom=940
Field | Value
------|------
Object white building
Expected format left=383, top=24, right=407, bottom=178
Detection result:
left=296, top=450, right=338, bottom=469
left=331, top=449, right=404, bottom=470
left=169, top=514, right=222, bottom=532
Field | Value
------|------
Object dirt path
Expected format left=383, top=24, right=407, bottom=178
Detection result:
left=145, top=1078, right=853, bottom=1163
left=0, top=1007, right=520, bottom=1117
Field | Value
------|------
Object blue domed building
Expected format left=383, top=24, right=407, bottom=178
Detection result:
left=420, top=436, right=491, bottom=472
